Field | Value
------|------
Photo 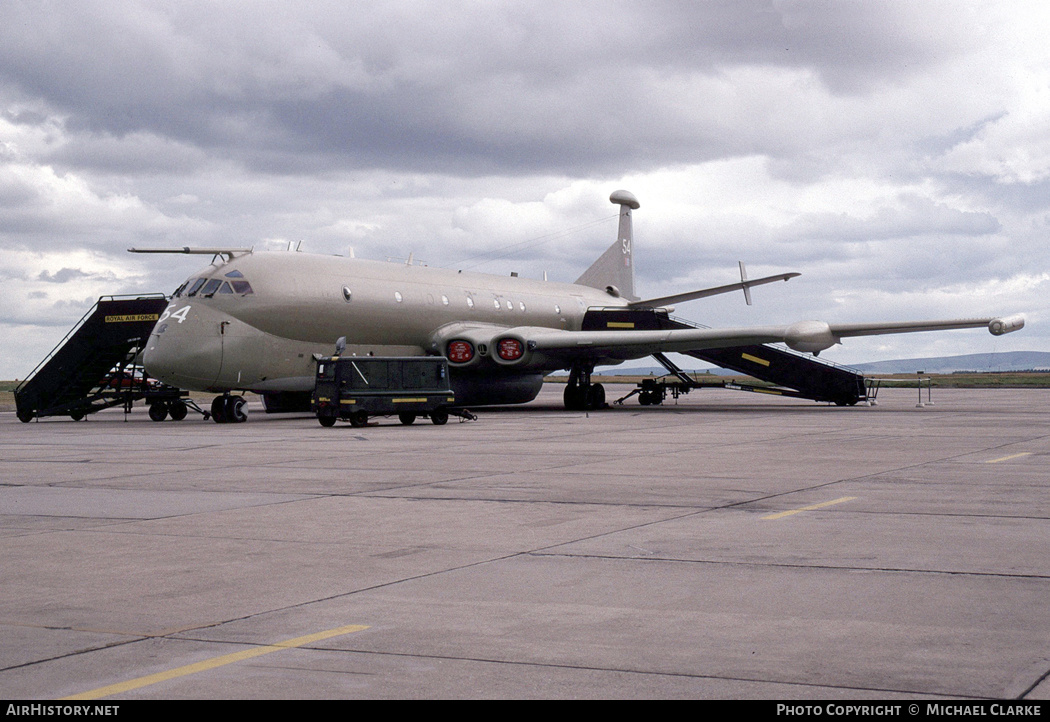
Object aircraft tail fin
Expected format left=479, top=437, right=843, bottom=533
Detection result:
left=575, top=190, right=639, bottom=301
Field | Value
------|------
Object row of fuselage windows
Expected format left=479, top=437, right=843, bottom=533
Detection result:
left=174, top=269, right=254, bottom=298
left=343, top=285, right=561, bottom=315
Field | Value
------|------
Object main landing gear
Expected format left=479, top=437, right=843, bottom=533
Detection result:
left=210, top=394, right=248, bottom=424
left=147, top=399, right=190, bottom=422
left=563, top=364, right=606, bottom=411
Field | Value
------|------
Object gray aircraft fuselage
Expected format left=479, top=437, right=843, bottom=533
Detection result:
left=145, top=251, right=628, bottom=405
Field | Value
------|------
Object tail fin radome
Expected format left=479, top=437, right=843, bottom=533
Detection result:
left=575, top=190, right=639, bottom=301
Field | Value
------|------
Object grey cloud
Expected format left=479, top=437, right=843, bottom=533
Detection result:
left=0, top=1, right=984, bottom=178
left=784, top=195, right=1001, bottom=244
left=37, top=268, right=91, bottom=283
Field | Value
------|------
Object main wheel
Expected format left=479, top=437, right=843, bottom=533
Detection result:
left=226, top=396, right=248, bottom=423
left=148, top=402, right=168, bottom=422
left=168, top=400, right=188, bottom=421
left=563, top=384, right=584, bottom=410
left=586, top=383, right=605, bottom=410
left=349, top=410, right=368, bottom=428
left=430, top=408, right=449, bottom=425
left=398, top=413, right=416, bottom=425
left=211, top=396, right=228, bottom=424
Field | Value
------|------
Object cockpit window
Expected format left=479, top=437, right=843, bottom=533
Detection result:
left=200, top=279, right=222, bottom=296
left=173, top=281, right=188, bottom=298
left=225, top=270, right=245, bottom=278
left=185, top=275, right=253, bottom=298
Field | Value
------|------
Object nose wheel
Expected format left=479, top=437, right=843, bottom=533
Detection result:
left=211, top=395, right=248, bottom=423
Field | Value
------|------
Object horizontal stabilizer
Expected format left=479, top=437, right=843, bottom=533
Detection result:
left=631, top=271, right=800, bottom=308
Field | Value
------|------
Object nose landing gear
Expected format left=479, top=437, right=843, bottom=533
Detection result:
left=211, top=395, right=248, bottom=423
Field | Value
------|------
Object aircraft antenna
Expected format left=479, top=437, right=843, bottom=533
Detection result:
left=739, top=262, right=752, bottom=306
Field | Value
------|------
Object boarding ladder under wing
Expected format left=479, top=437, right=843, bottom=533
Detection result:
left=582, top=307, right=869, bottom=405
left=14, top=295, right=173, bottom=421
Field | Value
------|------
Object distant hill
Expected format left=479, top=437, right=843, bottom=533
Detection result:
left=850, top=351, right=1050, bottom=374
left=587, top=351, right=1050, bottom=377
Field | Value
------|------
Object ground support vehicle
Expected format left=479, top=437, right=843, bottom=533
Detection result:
left=313, top=356, right=472, bottom=427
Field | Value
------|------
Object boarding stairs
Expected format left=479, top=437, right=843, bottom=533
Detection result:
left=14, top=295, right=183, bottom=421
left=582, top=307, right=870, bottom=406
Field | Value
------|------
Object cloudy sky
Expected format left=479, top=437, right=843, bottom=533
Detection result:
left=2, top=0, right=1047, bottom=379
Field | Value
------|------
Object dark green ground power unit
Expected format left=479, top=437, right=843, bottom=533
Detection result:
left=313, top=356, right=458, bottom=427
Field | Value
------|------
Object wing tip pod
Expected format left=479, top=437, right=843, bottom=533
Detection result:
left=989, top=314, right=1025, bottom=336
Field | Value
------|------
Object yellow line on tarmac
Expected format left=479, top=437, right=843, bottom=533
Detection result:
left=762, top=496, right=857, bottom=520
left=62, top=623, right=369, bottom=700
left=985, top=452, right=1032, bottom=464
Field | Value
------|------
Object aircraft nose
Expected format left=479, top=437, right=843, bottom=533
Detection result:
left=143, top=304, right=224, bottom=391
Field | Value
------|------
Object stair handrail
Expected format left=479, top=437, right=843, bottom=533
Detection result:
left=14, top=293, right=167, bottom=394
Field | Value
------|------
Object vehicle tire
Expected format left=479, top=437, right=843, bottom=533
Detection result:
left=349, top=410, right=368, bottom=428
left=70, top=411, right=86, bottom=421
left=211, top=396, right=228, bottom=424
left=168, top=400, right=188, bottom=421
left=398, top=413, right=416, bottom=425
left=587, top=383, right=605, bottom=410
left=226, top=396, right=248, bottom=423
left=430, top=408, right=449, bottom=425
left=148, top=402, right=169, bottom=422
left=17, top=410, right=33, bottom=423
left=318, top=413, right=337, bottom=427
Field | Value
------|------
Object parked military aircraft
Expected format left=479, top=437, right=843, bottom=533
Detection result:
left=133, top=190, right=1024, bottom=422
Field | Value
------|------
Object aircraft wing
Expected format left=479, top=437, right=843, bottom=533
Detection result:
left=465, top=314, right=1025, bottom=367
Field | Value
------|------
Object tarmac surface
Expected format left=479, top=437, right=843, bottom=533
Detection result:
left=1, top=384, right=1048, bottom=700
